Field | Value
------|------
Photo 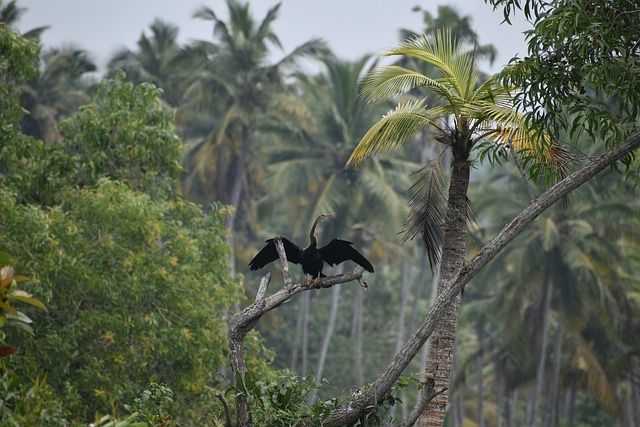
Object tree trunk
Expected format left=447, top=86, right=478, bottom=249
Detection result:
left=497, top=367, right=505, bottom=427
left=291, top=291, right=310, bottom=374
left=543, top=319, right=564, bottom=427
left=507, top=389, right=518, bottom=427
left=477, top=323, right=486, bottom=427
left=417, top=156, right=471, bottom=426
left=525, top=258, right=554, bottom=427
left=308, top=283, right=342, bottom=404
left=224, top=149, right=246, bottom=277
left=351, top=286, right=365, bottom=386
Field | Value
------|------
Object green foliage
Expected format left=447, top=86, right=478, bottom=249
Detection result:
left=0, top=256, right=47, bottom=356
left=231, top=373, right=337, bottom=426
left=0, top=181, right=245, bottom=422
left=2, top=72, right=182, bottom=204
left=0, top=22, right=38, bottom=128
left=124, top=383, right=178, bottom=427
left=489, top=0, right=640, bottom=146
left=0, top=371, right=70, bottom=427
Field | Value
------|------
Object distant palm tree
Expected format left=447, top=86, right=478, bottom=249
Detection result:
left=347, top=30, right=570, bottom=427
left=108, top=19, right=183, bottom=106
left=177, top=0, right=327, bottom=274
left=464, top=165, right=640, bottom=426
left=0, top=0, right=48, bottom=39
left=20, top=47, right=96, bottom=143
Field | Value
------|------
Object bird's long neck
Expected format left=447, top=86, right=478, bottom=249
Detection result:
left=309, top=216, right=322, bottom=247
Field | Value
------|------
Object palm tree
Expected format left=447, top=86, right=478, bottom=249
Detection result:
left=108, top=19, right=183, bottom=106
left=20, top=47, right=96, bottom=143
left=177, top=0, right=326, bottom=274
left=461, top=164, right=640, bottom=426
left=1, top=0, right=48, bottom=39
left=347, top=30, right=569, bottom=426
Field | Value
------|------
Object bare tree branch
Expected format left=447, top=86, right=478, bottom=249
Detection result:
left=324, top=131, right=640, bottom=425
left=227, top=237, right=369, bottom=427
left=398, top=378, right=446, bottom=427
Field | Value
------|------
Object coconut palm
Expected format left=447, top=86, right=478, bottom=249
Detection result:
left=347, top=30, right=570, bottom=426
left=1, top=0, right=48, bottom=39
left=107, top=19, right=183, bottom=106
left=177, top=0, right=326, bottom=274
left=20, top=47, right=96, bottom=143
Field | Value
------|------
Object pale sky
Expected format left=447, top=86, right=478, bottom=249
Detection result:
left=15, top=0, right=531, bottom=74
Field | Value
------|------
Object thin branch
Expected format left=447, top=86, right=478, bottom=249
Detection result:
left=214, top=392, right=233, bottom=427
left=398, top=380, right=446, bottom=427
left=255, top=272, right=270, bottom=302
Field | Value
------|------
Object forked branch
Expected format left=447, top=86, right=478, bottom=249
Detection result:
left=227, top=237, right=368, bottom=427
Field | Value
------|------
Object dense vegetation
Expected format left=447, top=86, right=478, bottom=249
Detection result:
left=1, top=0, right=639, bottom=426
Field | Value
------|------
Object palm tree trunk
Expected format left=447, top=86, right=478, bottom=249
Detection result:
left=351, top=286, right=365, bottom=386
left=497, top=367, right=505, bottom=427
left=543, top=319, right=564, bottom=427
left=526, top=259, right=554, bottom=427
left=477, top=323, right=486, bottom=427
left=308, top=283, right=342, bottom=404
left=507, top=389, right=518, bottom=427
left=301, top=291, right=310, bottom=376
left=224, top=150, right=246, bottom=277
left=417, top=157, right=471, bottom=427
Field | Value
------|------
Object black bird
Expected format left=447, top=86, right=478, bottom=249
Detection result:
left=248, top=214, right=374, bottom=285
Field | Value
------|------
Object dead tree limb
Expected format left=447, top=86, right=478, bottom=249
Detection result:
left=323, top=132, right=640, bottom=425
left=227, top=237, right=368, bottom=427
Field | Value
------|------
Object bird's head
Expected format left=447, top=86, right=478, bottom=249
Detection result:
left=310, top=213, right=334, bottom=244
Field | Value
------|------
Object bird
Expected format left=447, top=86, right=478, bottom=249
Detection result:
left=248, top=213, right=374, bottom=285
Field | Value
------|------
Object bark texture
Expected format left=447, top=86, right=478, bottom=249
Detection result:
left=417, top=157, right=470, bottom=426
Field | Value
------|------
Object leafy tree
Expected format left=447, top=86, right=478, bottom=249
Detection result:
left=488, top=0, right=639, bottom=146
left=0, top=181, right=253, bottom=423
left=4, top=71, right=182, bottom=205
left=347, top=30, right=567, bottom=426
left=19, top=46, right=97, bottom=143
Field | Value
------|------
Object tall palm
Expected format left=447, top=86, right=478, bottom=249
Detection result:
left=177, top=0, right=326, bottom=274
left=108, top=19, right=183, bottom=106
left=20, top=47, right=96, bottom=143
left=347, top=30, right=569, bottom=426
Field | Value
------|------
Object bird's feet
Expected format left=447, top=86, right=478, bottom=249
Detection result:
left=302, top=277, right=322, bottom=287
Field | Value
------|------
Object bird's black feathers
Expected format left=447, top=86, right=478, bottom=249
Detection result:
left=248, top=237, right=303, bottom=271
left=248, top=217, right=374, bottom=279
left=318, top=238, right=374, bottom=272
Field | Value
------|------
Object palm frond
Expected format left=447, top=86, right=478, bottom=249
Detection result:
left=347, top=99, right=441, bottom=168
left=359, top=65, right=451, bottom=103
left=403, top=160, right=449, bottom=269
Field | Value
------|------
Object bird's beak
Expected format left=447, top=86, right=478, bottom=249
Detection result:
left=323, top=213, right=335, bottom=219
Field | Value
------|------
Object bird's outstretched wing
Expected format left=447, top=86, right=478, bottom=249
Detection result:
left=248, top=237, right=304, bottom=270
left=318, top=238, right=374, bottom=273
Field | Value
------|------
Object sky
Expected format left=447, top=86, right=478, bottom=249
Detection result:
left=15, top=0, right=532, bottom=74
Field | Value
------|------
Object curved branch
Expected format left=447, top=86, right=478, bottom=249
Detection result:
left=325, top=131, right=640, bottom=425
